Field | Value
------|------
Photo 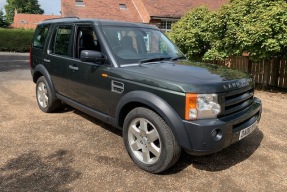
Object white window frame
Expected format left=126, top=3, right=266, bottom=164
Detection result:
left=119, top=4, right=127, bottom=10
left=76, top=0, right=84, bottom=6
left=159, top=20, right=177, bottom=33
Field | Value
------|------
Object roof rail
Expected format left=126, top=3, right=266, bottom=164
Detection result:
left=44, top=17, right=80, bottom=21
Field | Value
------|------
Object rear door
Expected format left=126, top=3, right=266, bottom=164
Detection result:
left=44, top=24, right=74, bottom=97
left=31, top=24, right=51, bottom=68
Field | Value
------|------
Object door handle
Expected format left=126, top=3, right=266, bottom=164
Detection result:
left=44, top=59, right=50, bottom=63
left=69, top=65, right=79, bottom=71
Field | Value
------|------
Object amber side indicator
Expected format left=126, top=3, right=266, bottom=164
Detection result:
left=102, top=73, right=108, bottom=77
left=185, top=94, right=198, bottom=120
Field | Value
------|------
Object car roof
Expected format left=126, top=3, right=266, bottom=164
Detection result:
left=39, top=17, right=157, bottom=29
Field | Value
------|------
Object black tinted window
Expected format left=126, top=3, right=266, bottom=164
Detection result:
left=75, top=26, right=101, bottom=58
left=51, top=25, right=73, bottom=56
left=33, top=25, right=50, bottom=49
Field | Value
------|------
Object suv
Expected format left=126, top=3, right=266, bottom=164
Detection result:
left=30, top=17, right=262, bottom=173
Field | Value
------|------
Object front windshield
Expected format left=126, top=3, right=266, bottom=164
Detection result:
left=102, top=26, right=184, bottom=65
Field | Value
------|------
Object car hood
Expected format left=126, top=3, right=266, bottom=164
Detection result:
left=111, top=61, right=253, bottom=93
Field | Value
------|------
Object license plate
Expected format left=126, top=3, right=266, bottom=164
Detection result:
left=239, top=121, right=257, bottom=140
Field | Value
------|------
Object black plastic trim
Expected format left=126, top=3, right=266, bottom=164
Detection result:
left=32, top=64, right=56, bottom=96
left=225, top=98, right=254, bottom=115
left=225, top=91, right=253, bottom=107
left=56, top=94, right=114, bottom=125
left=115, top=91, right=192, bottom=148
left=183, top=97, right=262, bottom=155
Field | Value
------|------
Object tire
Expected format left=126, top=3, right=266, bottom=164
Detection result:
left=36, top=76, right=61, bottom=113
left=123, top=107, right=181, bottom=173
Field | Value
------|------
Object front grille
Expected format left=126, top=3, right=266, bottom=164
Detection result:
left=219, top=86, right=254, bottom=117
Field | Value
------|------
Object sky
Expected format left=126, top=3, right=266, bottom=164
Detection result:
left=0, top=0, right=61, bottom=15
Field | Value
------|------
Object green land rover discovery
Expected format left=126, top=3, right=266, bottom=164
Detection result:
left=30, top=17, right=262, bottom=173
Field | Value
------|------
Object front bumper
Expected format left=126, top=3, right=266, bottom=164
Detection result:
left=181, top=97, right=262, bottom=156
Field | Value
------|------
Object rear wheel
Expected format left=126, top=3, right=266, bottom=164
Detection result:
left=36, top=76, right=61, bottom=113
left=123, top=107, right=181, bottom=173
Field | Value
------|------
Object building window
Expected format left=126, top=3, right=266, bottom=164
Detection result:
left=20, top=19, right=28, bottom=24
left=159, top=20, right=176, bottom=33
left=119, top=4, right=127, bottom=10
left=76, top=0, right=84, bottom=6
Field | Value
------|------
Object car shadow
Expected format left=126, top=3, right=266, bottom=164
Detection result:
left=0, top=150, right=82, bottom=191
left=255, top=84, right=287, bottom=94
left=61, top=107, right=264, bottom=174
left=72, top=108, right=123, bottom=137
left=163, top=128, right=264, bottom=174
left=55, top=105, right=75, bottom=114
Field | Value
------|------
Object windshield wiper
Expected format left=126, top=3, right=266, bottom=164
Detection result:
left=170, top=56, right=187, bottom=61
left=139, top=57, right=170, bottom=65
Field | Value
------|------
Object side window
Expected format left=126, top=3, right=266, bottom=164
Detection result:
left=51, top=25, right=73, bottom=56
left=33, top=25, right=50, bottom=49
left=76, top=26, right=101, bottom=58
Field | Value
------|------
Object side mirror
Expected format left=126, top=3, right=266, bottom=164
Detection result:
left=80, top=50, right=106, bottom=64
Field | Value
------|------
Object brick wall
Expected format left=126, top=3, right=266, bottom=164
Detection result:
left=131, top=0, right=150, bottom=23
left=61, top=0, right=228, bottom=24
left=61, top=0, right=142, bottom=22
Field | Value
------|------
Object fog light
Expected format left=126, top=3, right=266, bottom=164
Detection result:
left=211, top=129, right=222, bottom=141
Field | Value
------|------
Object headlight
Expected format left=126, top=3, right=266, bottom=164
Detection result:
left=185, top=93, right=221, bottom=120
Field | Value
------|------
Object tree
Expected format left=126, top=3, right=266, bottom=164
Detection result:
left=205, top=0, right=287, bottom=62
left=168, top=7, right=214, bottom=61
left=206, top=0, right=287, bottom=87
left=170, top=0, right=287, bottom=62
left=0, top=9, right=9, bottom=27
left=169, top=0, right=287, bottom=87
left=4, top=0, right=44, bottom=23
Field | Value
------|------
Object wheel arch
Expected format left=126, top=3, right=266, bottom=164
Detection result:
left=33, top=64, right=56, bottom=96
left=115, top=91, right=191, bottom=148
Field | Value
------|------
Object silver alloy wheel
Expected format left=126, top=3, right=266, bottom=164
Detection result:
left=37, top=82, right=48, bottom=108
left=128, top=118, right=161, bottom=164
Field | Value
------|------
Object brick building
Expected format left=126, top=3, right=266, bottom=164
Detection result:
left=12, top=13, right=60, bottom=29
left=62, top=0, right=227, bottom=32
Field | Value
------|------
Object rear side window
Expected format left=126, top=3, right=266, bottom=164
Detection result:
left=33, top=25, right=50, bottom=49
left=50, top=25, right=73, bottom=56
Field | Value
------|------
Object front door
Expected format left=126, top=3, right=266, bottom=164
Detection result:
left=67, top=25, right=111, bottom=114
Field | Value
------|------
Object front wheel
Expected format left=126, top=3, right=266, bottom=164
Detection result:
left=123, top=107, right=181, bottom=173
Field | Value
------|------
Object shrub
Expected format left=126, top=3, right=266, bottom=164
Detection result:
left=169, top=0, right=287, bottom=62
left=0, top=28, right=34, bottom=52
left=168, top=6, right=214, bottom=61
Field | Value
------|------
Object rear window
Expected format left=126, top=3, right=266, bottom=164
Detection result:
left=33, top=25, right=50, bottom=49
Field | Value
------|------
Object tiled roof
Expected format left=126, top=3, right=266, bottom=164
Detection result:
left=62, top=0, right=142, bottom=22
left=61, top=0, right=228, bottom=23
left=141, top=0, right=228, bottom=18
left=12, top=14, right=60, bottom=29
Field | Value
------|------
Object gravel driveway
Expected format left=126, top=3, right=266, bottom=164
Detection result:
left=0, top=52, right=286, bottom=191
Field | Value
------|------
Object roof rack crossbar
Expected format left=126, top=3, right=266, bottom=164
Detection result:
left=44, top=17, right=80, bottom=21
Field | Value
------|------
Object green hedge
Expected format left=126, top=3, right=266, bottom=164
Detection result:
left=0, top=28, right=34, bottom=52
